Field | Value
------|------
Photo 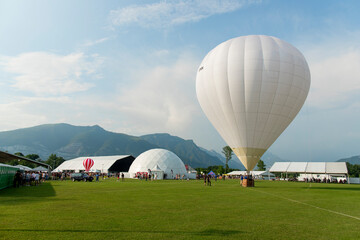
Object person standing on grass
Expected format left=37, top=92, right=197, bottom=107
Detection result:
left=121, top=173, right=124, bottom=181
left=203, top=174, right=207, bottom=186
left=13, top=170, right=21, bottom=188
left=31, top=172, right=36, bottom=186
left=207, top=174, right=211, bottom=186
left=96, top=172, right=99, bottom=182
left=35, top=172, right=40, bottom=186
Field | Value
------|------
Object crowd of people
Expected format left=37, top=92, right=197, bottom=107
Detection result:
left=13, top=170, right=49, bottom=187
left=135, top=172, right=157, bottom=181
left=304, top=177, right=347, bottom=184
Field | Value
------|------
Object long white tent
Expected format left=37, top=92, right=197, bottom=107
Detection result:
left=227, top=170, right=275, bottom=179
left=54, top=155, right=135, bottom=173
left=269, top=162, right=348, bottom=174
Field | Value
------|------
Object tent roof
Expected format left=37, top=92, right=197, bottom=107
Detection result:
left=32, top=166, right=49, bottom=171
left=227, top=171, right=275, bottom=176
left=0, top=163, right=19, bottom=169
left=208, top=171, right=215, bottom=175
left=151, top=165, right=163, bottom=171
left=54, top=155, right=132, bottom=172
left=286, top=162, right=307, bottom=173
left=0, top=150, right=51, bottom=168
left=15, top=165, right=32, bottom=171
left=269, top=162, right=348, bottom=174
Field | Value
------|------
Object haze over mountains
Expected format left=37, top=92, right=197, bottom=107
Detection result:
left=0, top=124, right=358, bottom=168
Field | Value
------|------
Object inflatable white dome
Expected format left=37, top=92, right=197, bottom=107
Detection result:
left=129, top=149, right=187, bottom=179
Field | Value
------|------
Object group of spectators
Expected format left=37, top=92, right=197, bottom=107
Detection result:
left=136, top=172, right=157, bottom=181
left=13, top=170, right=49, bottom=187
left=304, top=177, right=347, bottom=184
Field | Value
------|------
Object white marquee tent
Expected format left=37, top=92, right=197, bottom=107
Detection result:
left=269, top=162, right=349, bottom=182
left=227, top=170, right=275, bottom=179
left=54, top=155, right=135, bottom=173
left=269, top=162, right=348, bottom=174
left=128, top=149, right=188, bottom=179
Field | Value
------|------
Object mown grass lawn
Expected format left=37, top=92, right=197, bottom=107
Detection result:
left=0, top=179, right=359, bottom=240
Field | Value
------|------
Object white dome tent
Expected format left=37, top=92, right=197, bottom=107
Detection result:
left=129, top=149, right=187, bottom=179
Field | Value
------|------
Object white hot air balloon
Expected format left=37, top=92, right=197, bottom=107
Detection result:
left=196, top=35, right=310, bottom=171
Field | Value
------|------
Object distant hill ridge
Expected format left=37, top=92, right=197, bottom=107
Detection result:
left=1, top=123, right=335, bottom=169
left=337, top=155, right=360, bottom=165
left=0, top=123, right=230, bottom=168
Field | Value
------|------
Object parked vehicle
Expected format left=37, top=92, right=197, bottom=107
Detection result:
left=70, top=173, right=93, bottom=182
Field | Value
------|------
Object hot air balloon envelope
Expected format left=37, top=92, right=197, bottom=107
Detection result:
left=196, top=35, right=310, bottom=170
left=83, top=158, right=94, bottom=172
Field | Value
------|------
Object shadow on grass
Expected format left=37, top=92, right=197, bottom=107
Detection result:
left=0, top=182, right=56, bottom=205
left=0, top=228, right=244, bottom=236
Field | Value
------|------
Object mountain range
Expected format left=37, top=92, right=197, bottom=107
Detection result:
left=0, top=123, right=242, bottom=168
left=337, top=155, right=360, bottom=165
left=2, top=123, right=356, bottom=169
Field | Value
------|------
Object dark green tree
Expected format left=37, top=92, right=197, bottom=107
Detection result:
left=25, top=154, right=40, bottom=161
left=45, top=154, right=65, bottom=169
left=222, top=146, right=233, bottom=173
left=256, top=159, right=266, bottom=171
left=347, top=162, right=360, bottom=177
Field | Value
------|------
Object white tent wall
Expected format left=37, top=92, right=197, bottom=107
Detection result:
left=349, top=178, right=360, bottom=184
left=187, top=172, right=196, bottom=179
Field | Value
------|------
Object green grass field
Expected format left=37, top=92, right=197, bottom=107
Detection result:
left=0, top=179, right=359, bottom=240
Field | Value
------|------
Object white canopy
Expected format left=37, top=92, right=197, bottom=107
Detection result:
left=15, top=165, right=32, bottom=171
left=54, top=155, right=132, bottom=173
left=0, top=163, right=19, bottom=169
left=32, top=166, right=49, bottom=172
left=129, top=149, right=187, bottom=179
left=269, top=162, right=348, bottom=174
left=227, top=170, right=275, bottom=177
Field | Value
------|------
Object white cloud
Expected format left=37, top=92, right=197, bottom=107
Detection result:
left=306, top=48, right=360, bottom=109
left=109, top=0, right=257, bottom=29
left=0, top=52, right=103, bottom=95
left=82, top=37, right=109, bottom=47
left=115, top=53, right=201, bottom=135
left=0, top=96, right=71, bottom=130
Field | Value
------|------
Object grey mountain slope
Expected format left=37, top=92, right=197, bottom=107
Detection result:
left=0, top=124, right=227, bottom=167
left=0, top=123, right=157, bottom=160
left=337, top=155, right=360, bottom=165
left=140, top=133, right=224, bottom=168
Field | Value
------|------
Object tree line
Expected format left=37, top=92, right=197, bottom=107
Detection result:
left=7, top=152, right=65, bottom=169
left=195, top=146, right=266, bottom=175
left=347, top=162, right=360, bottom=177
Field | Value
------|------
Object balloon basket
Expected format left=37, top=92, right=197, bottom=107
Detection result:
left=241, top=177, right=255, bottom=187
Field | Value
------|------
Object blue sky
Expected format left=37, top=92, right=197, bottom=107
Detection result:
left=0, top=0, right=360, bottom=162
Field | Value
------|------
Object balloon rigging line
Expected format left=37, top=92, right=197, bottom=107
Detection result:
left=248, top=187, right=360, bottom=221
